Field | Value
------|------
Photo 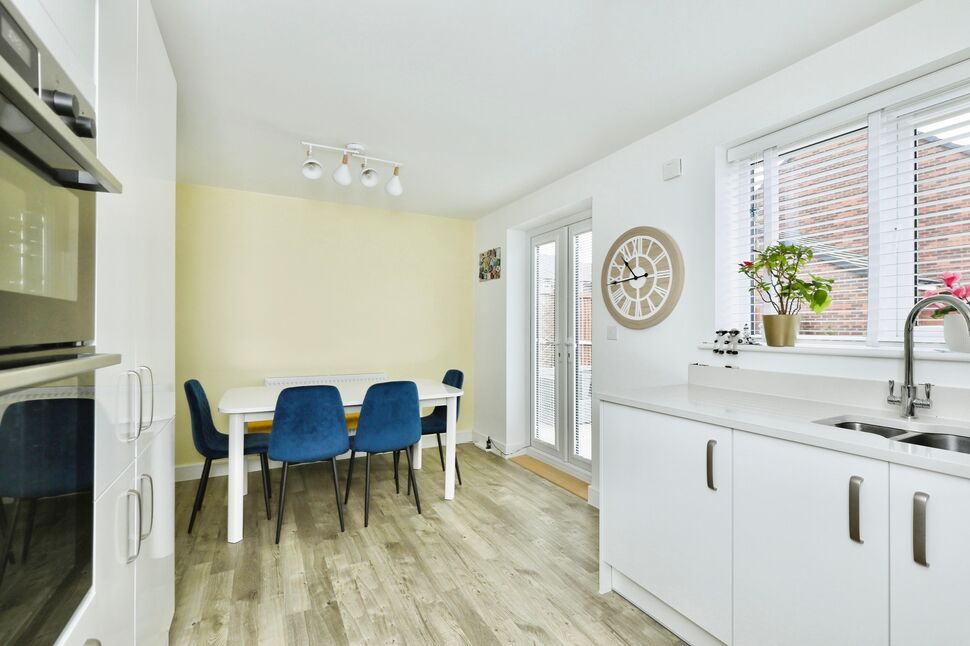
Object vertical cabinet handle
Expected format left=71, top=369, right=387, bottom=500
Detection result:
left=139, top=474, right=155, bottom=540
left=126, top=370, right=143, bottom=441
left=849, top=475, right=864, bottom=543
left=913, top=491, right=929, bottom=567
left=125, top=489, right=143, bottom=564
left=706, top=440, right=717, bottom=491
left=138, top=365, right=154, bottom=431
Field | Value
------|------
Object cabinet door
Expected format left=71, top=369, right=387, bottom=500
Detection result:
left=93, top=0, right=140, bottom=496
left=733, top=432, right=889, bottom=646
left=132, top=0, right=177, bottom=440
left=890, top=464, right=970, bottom=645
left=135, top=420, right=175, bottom=645
left=55, top=462, right=138, bottom=646
left=601, top=404, right=732, bottom=643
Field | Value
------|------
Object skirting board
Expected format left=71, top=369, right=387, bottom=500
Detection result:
left=609, top=567, right=726, bottom=646
left=471, top=431, right=528, bottom=457
left=175, top=430, right=475, bottom=482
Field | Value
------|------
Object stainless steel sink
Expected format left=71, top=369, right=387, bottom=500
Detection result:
left=828, top=420, right=911, bottom=439
left=898, top=433, right=970, bottom=454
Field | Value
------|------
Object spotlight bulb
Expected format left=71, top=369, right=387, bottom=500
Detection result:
left=360, top=162, right=380, bottom=188
left=385, top=166, right=403, bottom=196
left=332, top=153, right=352, bottom=186
left=301, top=157, right=323, bottom=180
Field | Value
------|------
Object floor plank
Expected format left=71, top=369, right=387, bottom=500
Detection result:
left=170, top=445, right=681, bottom=645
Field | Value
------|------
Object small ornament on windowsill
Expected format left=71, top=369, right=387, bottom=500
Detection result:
left=738, top=324, right=759, bottom=346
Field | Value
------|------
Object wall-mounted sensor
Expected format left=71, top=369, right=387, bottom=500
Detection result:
left=663, top=158, right=682, bottom=181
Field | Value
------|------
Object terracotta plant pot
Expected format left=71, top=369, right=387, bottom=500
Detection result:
left=763, top=314, right=800, bottom=347
left=943, top=312, right=970, bottom=353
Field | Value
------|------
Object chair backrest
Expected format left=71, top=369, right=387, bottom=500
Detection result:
left=429, top=369, right=464, bottom=422
left=0, top=398, right=94, bottom=498
left=269, top=386, right=350, bottom=463
left=264, top=372, right=386, bottom=387
left=183, top=379, right=223, bottom=457
left=354, top=381, right=421, bottom=453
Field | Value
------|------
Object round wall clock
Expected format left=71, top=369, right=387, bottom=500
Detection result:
left=601, top=226, right=684, bottom=329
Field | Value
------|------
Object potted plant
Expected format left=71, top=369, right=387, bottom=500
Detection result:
left=738, top=243, right=835, bottom=347
left=925, top=272, right=970, bottom=352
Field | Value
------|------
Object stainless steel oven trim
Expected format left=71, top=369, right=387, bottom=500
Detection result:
left=0, top=54, right=121, bottom=193
left=0, top=353, right=120, bottom=394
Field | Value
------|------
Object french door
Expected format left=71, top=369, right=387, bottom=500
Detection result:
left=531, top=218, right=592, bottom=472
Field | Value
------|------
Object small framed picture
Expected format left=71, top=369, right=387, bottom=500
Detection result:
left=479, top=247, right=501, bottom=281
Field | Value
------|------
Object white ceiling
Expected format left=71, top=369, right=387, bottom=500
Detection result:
left=153, top=0, right=918, bottom=218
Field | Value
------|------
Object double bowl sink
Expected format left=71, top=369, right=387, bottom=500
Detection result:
left=816, top=416, right=970, bottom=454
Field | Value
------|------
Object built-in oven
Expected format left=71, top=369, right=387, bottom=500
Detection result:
left=0, top=0, right=119, bottom=359
left=0, top=1, right=122, bottom=642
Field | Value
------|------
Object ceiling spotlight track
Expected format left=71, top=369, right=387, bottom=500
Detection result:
left=299, top=141, right=404, bottom=196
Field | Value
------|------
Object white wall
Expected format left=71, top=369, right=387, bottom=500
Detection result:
left=473, top=0, right=970, bottom=500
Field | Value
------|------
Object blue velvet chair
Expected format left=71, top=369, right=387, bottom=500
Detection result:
left=184, top=379, right=272, bottom=534
left=395, top=369, right=464, bottom=494
left=269, top=386, right=350, bottom=543
left=344, top=381, right=422, bottom=527
left=0, top=398, right=94, bottom=584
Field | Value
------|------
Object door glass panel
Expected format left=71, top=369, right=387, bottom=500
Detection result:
left=572, top=229, right=593, bottom=461
left=534, top=240, right=557, bottom=446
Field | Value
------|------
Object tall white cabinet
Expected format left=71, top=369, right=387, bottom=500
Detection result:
left=43, top=0, right=177, bottom=644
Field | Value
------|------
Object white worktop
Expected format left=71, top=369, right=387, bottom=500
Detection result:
left=599, top=377, right=970, bottom=480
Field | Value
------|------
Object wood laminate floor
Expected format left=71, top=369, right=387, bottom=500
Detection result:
left=171, top=445, right=685, bottom=645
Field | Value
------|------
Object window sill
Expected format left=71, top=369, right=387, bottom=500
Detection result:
left=697, top=341, right=970, bottom=363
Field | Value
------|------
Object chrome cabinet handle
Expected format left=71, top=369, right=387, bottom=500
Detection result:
left=139, top=474, right=154, bottom=540
left=126, top=370, right=143, bottom=441
left=914, top=491, right=929, bottom=567
left=849, top=476, right=864, bottom=543
left=126, top=489, right=142, bottom=564
left=137, top=365, right=154, bottom=431
left=706, top=440, right=717, bottom=491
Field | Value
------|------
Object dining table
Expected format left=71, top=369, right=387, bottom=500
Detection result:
left=218, top=378, right=463, bottom=543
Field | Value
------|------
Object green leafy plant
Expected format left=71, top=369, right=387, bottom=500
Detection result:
left=738, top=243, right=834, bottom=315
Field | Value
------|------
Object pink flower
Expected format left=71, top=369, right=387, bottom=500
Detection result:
left=953, top=285, right=969, bottom=299
left=943, top=272, right=962, bottom=287
left=924, top=289, right=939, bottom=297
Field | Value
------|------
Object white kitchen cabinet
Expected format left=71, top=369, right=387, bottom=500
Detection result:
left=55, top=462, right=140, bottom=646
left=890, top=463, right=970, bottom=645
left=601, top=403, right=733, bottom=644
left=135, top=419, right=176, bottom=646
left=733, top=431, right=889, bottom=646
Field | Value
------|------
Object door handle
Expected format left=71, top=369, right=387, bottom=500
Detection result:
left=139, top=474, right=154, bottom=540
left=137, top=365, right=154, bottom=431
left=706, top=440, right=717, bottom=491
left=125, top=489, right=142, bottom=564
left=913, top=491, right=929, bottom=567
left=849, top=475, right=864, bottom=543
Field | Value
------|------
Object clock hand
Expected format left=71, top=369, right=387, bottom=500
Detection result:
left=610, top=272, right=650, bottom=285
left=622, top=257, right=637, bottom=275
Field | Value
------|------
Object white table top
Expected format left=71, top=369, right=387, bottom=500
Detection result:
left=219, top=378, right=462, bottom=414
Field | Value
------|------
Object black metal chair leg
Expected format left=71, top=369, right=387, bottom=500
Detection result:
left=262, top=453, right=272, bottom=498
left=0, top=499, right=21, bottom=585
left=330, top=459, right=345, bottom=532
left=406, top=453, right=412, bottom=497
left=259, top=453, right=272, bottom=520
left=0, top=504, right=10, bottom=565
left=393, top=450, right=400, bottom=494
left=188, top=458, right=212, bottom=534
left=344, top=450, right=356, bottom=504
left=405, top=447, right=421, bottom=515
left=455, top=450, right=462, bottom=486
left=275, top=462, right=289, bottom=544
left=436, top=433, right=445, bottom=471
left=197, top=457, right=212, bottom=508
left=364, top=454, right=372, bottom=528
left=20, top=499, right=36, bottom=562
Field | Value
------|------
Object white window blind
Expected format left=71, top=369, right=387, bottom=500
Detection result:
left=720, top=77, right=970, bottom=345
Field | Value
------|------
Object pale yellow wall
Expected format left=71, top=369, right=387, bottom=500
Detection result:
left=175, top=183, right=475, bottom=466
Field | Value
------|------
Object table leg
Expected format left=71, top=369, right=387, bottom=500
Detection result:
left=227, top=413, right=245, bottom=543
left=412, top=438, right=422, bottom=470
left=444, top=396, right=457, bottom=500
